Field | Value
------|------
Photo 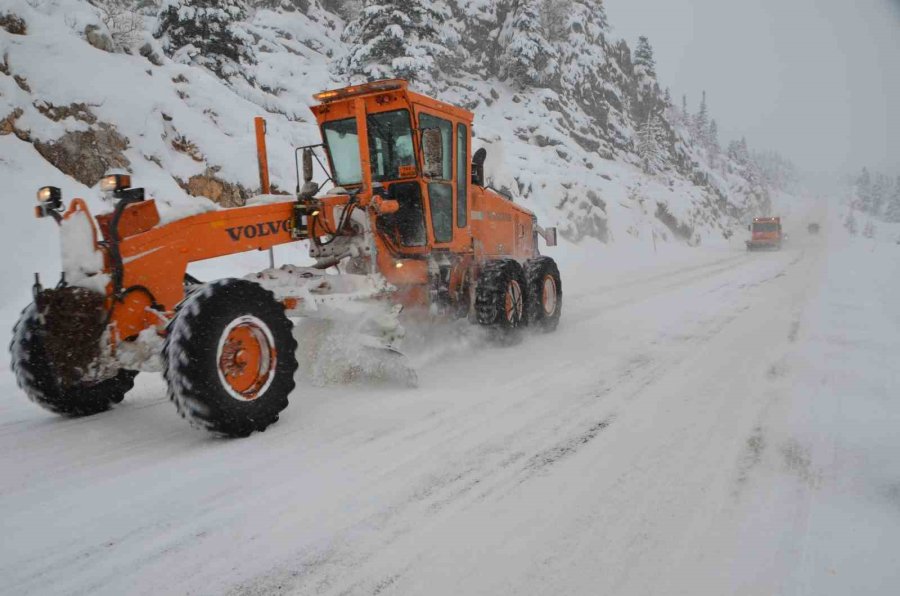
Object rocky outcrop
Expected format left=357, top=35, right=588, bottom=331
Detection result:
left=84, top=24, right=114, bottom=53
left=0, top=12, right=27, bottom=35
left=0, top=108, right=24, bottom=137
left=34, top=124, right=131, bottom=187
left=35, top=101, right=97, bottom=124
left=180, top=169, right=248, bottom=207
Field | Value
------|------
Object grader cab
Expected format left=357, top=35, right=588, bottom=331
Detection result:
left=13, top=79, right=562, bottom=437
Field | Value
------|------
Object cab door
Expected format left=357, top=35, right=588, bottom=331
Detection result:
left=416, top=109, right=456, bottom=247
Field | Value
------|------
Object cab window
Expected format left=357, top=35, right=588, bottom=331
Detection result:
left=419, top=113, right=452, bottom=180
left=418, top=112, right=454, bottom=243
left=457, top=124, right=468, bottom=227
left=367, top=110, right=415, bottom=181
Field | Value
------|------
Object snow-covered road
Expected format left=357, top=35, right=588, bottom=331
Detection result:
left=2, top=222, right=898, bottom=595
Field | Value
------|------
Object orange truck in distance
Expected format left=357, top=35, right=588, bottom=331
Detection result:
left=746, top=216, right=784, bottom=251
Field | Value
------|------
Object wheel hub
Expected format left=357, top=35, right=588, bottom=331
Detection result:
left=504, top=279, right=523, bottom=323
left=216, top=316, right=277, bottom=401
left=542, top=275, right=558, bottom=316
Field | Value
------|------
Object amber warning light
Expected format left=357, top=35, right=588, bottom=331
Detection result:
left=313, top=80, right=407, bottom=103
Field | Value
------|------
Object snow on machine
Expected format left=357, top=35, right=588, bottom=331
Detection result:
left=11, top=79, right=562, bottom=437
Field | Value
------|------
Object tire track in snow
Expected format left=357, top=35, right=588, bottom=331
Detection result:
left=238, top=255, right=801, bottom=595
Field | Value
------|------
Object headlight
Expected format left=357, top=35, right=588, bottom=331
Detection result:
left=36, top=186, right=61, bottom=204
left=100, top=174, right=131, bottom=193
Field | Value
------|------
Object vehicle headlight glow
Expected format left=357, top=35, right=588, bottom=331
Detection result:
left=100, top=174, right=131, bottom=193
left=36, top=186, right=61, bottom=204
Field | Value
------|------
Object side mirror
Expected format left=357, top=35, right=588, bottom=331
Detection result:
left=472, top=147, right=487, bottom=186
left=422, top=128, right=443, bottom=178
left=747, top=224, right=751, bottom=231
left=537, top=225, right=557, bottom=247
left=544, top=227, right=558, bottom=247
left=302, top=148, right=314, bottom=183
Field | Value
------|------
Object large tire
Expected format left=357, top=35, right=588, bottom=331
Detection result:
left=10, top=303, right=136, bottom=416
left=525, top=256, right=562, bottom=332
left=475, top=259, right=527, bottom=342
left=163, top=279, right=297, bottom=437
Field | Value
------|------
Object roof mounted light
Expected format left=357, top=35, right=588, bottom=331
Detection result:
left=100, top=174, right=131, bottom=193
left=313, top=79, right=407, bottom=103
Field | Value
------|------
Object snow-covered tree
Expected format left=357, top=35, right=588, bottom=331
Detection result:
left=637, top=112, right=665, bottom=174
left=500, top=0, right=558, bottom=88
left=884, top=176, right=900, bottom=222
left=538, top=0, right=568, bottom=42
left=692, top=91, right=709, bottom=146
left=871, top=173, right=887, bottom=216
left=707, top=118, right=721, bottom=162
left=340, top=0, right=458, bottom=88
left=155, top=0, right=255, bottom=80
left=863, top=220, right=877, bottom=238
left=727, top=137, right=750, bottom=166
left=855, top=167, right=872, bottom=212
left=633, top=35, right=656, bottom=79
left=584, top=0, right=609, bottom=30
left=844, top=209, right=858, bottom=235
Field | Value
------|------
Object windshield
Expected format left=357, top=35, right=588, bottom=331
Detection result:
left=753, top=223, right=779, bottom=233
left=322, top=118, right=363, bottom=186
left=321, top=110, right=416, bottom=186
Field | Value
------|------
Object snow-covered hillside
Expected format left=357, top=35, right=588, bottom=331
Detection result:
left=1, top=0, right=793, bottom=247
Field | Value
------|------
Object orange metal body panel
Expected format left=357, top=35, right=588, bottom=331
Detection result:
left=111, top=201, right=295, bottom=339
left=96, top=200, right=161, bottom=240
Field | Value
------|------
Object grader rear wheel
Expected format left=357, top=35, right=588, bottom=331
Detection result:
left=475, top=259, right=528, bottom=342
left=525, top=256, right=562, bottom=332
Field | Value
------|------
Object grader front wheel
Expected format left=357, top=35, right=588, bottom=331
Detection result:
left=10, top=301, right=137, bottom=417
left=163, top=279, right=298, bottom=437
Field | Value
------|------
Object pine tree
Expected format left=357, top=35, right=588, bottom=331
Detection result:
left=884, top=176, right=900, bottom=222
left=727, top=137, right=750, bottom=166
left=863, top=220, right=876, bottom=238
left=340, top=0, right=458, bottom=88
left=637, top=113, right=665, bottom=174
left=693, top=90, right=709, bottom=146
left=538, top=0, right=567, bottom=42
left=856, top=167, right=872, bottom=212
left=708, top=118, right=721, bottom=163
left=844, top=210, right=858, bottom=235
left=585, top=0, right=609, bottom=30
left=633, top=36, right=656, bottom=79
left=871, top=173, right=887, bottom=216
left=155, top=0, right=254, bottom=80
left=501, top=0, right=558, bottom=88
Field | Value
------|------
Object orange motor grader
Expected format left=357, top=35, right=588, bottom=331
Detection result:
left=12, top=79, right=561, bottom=437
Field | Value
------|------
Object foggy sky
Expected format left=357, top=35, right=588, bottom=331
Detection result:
left=604, top=0, right=900, bottom=176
